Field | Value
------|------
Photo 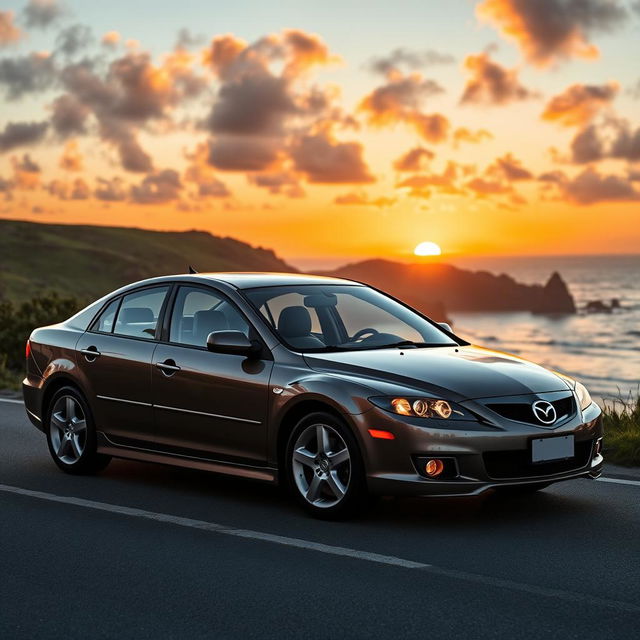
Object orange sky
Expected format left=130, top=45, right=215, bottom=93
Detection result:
left=1, top=0, right=639, bottom=266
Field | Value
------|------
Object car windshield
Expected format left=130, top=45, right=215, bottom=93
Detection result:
left=243, top=284, right=458, bottom=352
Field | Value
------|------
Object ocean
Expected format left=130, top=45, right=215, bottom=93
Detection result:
left=445, top=255, right=640, bottom=403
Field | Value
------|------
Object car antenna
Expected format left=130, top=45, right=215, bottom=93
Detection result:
left=188, top=265, right=198, bottom=274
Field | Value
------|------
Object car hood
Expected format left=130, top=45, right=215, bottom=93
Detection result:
left=303, top=345, right=570, bottom=401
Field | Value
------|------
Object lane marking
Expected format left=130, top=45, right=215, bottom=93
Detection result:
left=0, top=398, right=24, bottom=405
left=1, top=482, right=640, bottom=614
left=596, top=476, right=640, bottom=487
left=0, top=483, right=426, bottom=570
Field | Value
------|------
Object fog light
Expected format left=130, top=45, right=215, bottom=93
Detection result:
left=424, top=459, right=444, bottom=477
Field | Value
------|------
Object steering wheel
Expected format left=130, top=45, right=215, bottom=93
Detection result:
left=351, top=327, right=380, bottom=342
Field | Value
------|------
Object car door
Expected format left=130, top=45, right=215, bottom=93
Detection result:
left=151, top=284, right=273, bottom=463
left=75, top=285, right=170, bottom=442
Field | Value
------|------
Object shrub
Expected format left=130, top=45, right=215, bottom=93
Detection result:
left=602, top=392, right=640, bottom=466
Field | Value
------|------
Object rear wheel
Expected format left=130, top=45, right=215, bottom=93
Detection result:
left=46, top=386, right=111, bottom=475
left=286, top=412, right=367, bottom=519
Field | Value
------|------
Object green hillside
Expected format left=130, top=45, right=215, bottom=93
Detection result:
left=0, top=219, right=296, bottom=303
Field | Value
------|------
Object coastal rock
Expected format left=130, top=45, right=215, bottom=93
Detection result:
left=585, top=298, right=621, bottom=313
left=318, top=260, right=577, bottom=318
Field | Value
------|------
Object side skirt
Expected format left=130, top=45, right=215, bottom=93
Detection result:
left=96, top=432, right=278, bottom=484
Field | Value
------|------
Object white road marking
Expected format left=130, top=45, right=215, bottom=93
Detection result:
left=0, top=398, right=24, bottom=405
left=0, top=483, right=427, bottom=569
left=596, top=476, right=640, bottom=487
left=1, top=483, right=640, bottom=614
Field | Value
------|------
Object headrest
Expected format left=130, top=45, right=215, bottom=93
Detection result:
left=278, top=306, right=312, bottom=338
left=119, top=307, right=154, bottom=324
left=193, top=309, right=229, bottom=342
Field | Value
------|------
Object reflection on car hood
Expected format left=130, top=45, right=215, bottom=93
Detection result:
left=303, top=345, right=569, bottom=400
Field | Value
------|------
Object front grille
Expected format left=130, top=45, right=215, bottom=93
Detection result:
left=483, top=439, right=593, bottom=479
left=486, top=395, right=575, bottom=425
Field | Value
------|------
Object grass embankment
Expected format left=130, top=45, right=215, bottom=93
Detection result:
left=602, top=394, right=640, bottom=466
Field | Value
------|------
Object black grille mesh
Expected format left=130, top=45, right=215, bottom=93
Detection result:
left=487, top=396, right=575, bottom=425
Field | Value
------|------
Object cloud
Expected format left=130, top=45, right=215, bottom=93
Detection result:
left=396, top=161, right=461, bottom=196
left=466, top=176, right=512, bottom=195
left=22, top=0, right=65, bottom=29
left=101, top=31, right=120, bottom=48
left=393, top=147, right=434, bottom=172
left=0, top=120, right=48, bottom=152
left=460, top=52, right=536, bottom=105
left=488, top=153, right=533, bottom=181
left=175, top=28, right=205, bottom=50
left=452, top=127, right=493, bottom=147
left=206, top=74, right=296, bottom=136
left=47, top=177, right=90, bottom=200
left=50, top=93, right=90, bottom=137
left=58, top=140, right=83, bottom=171
left=359, top=70, right=450, bottom=142
left=12, top=153, right=41, bottom=189
left=55, top=24, right=92, bottom=57
left=334, top=191, right=396, bottom=207
left=541, top=82, right=618, bottom=127
left=561, top=167, right=640, bottom=204
left=247, top=171, right=304, bottom=197
left=0, top=11, right=22, bottom=46
left=94, top=177, right=126, bottom=201
left=476, top=0, right=628, bottom=67
left=209, top=136, right=282, bottom=171
left=183, top=142, right=231, bottom=197
left=0, top=52, right=56, bottom=100
left=291, top=131, right=374, bottom=184
left=570, top=124, right=605, bottom=163
left=610, top=122, right=640, bottom=162
left=130, top=169, right=182, bottom=204
left=367, top=48, right=455, bottom=75
left=58, top=51, right=206, bottom=171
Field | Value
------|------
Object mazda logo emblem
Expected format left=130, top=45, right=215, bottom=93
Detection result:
left=532, top=400, right=557, bottom=425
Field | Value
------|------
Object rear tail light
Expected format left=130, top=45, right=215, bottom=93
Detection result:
left=25, top=339, right=31, bottom=360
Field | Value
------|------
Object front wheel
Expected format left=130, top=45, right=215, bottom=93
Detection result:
left=46, top=386, right=111, bottom=475
left=285, top=412, right=367, bottom=519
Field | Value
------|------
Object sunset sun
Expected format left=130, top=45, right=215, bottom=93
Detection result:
left=414, top=241, right=442, bottom=257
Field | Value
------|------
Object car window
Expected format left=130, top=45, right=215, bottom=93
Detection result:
left=170, top=286, right=251, bottom=347
left=93, top=298, right=121, bottom=333
left=113, top=286, right=169, bottom=340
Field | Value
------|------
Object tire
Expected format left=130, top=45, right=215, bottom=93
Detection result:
left=285, top=411, right=367, bottom=519
left=45, top=386, right=111, bottom=475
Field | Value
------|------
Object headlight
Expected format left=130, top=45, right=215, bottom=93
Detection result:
left=575, top=381, right=592, bottom=411
left=369, top=396, right=467, bottom=420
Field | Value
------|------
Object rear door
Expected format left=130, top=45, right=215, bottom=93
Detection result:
left=151, top=284, right=273, bottom=463
left=76, top=285, right=170, bottom=441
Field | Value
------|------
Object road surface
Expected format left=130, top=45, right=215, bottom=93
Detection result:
left=1, top=398, right=639, bottom=639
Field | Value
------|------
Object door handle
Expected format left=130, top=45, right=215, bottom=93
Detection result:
left=80, top=347, right=101, bottom=360
left=156, top=360, right=181, bottom=375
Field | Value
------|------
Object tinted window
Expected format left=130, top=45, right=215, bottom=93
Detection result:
left=113, top=286, right=169, bottom=340
left=93, top=298, right=120, bottom=333
left=170, top=286, right=250, bottom=347
left=244, top=284, right=457, bottom=352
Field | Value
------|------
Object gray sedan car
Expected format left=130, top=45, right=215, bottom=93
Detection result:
left=23, top=272, right=603, bottom=518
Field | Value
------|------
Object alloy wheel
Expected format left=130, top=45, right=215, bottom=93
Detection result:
left=291, top=423, right=351, bottom=508
left=49, top=395, right=87, bottom=465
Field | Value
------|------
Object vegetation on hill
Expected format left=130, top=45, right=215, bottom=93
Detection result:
left=0, top=219, right=295, bottom=303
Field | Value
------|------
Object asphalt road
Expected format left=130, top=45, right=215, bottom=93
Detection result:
left=1, top=398, right=639, bottom=640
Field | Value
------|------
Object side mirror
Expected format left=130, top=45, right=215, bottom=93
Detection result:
left=207, top=330, right=261, bottom=358
left=438, top=322, right=453, bottom=333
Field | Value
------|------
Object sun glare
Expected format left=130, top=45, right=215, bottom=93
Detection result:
left=414, top=241, right=442, bottom=257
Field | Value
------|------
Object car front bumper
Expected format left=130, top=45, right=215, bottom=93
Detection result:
left=352, top=402, right=603, bottom=497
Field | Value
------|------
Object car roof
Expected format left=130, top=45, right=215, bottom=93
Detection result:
left=196, top=272, right=360, bottom=289
left=117, top=272, right=362, bottom=291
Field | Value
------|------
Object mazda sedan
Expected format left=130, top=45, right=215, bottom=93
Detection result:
left=23, top=272, right=603, bottom=518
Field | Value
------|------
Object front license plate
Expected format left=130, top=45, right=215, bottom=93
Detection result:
left=531, top=435, right=574, bottom=463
